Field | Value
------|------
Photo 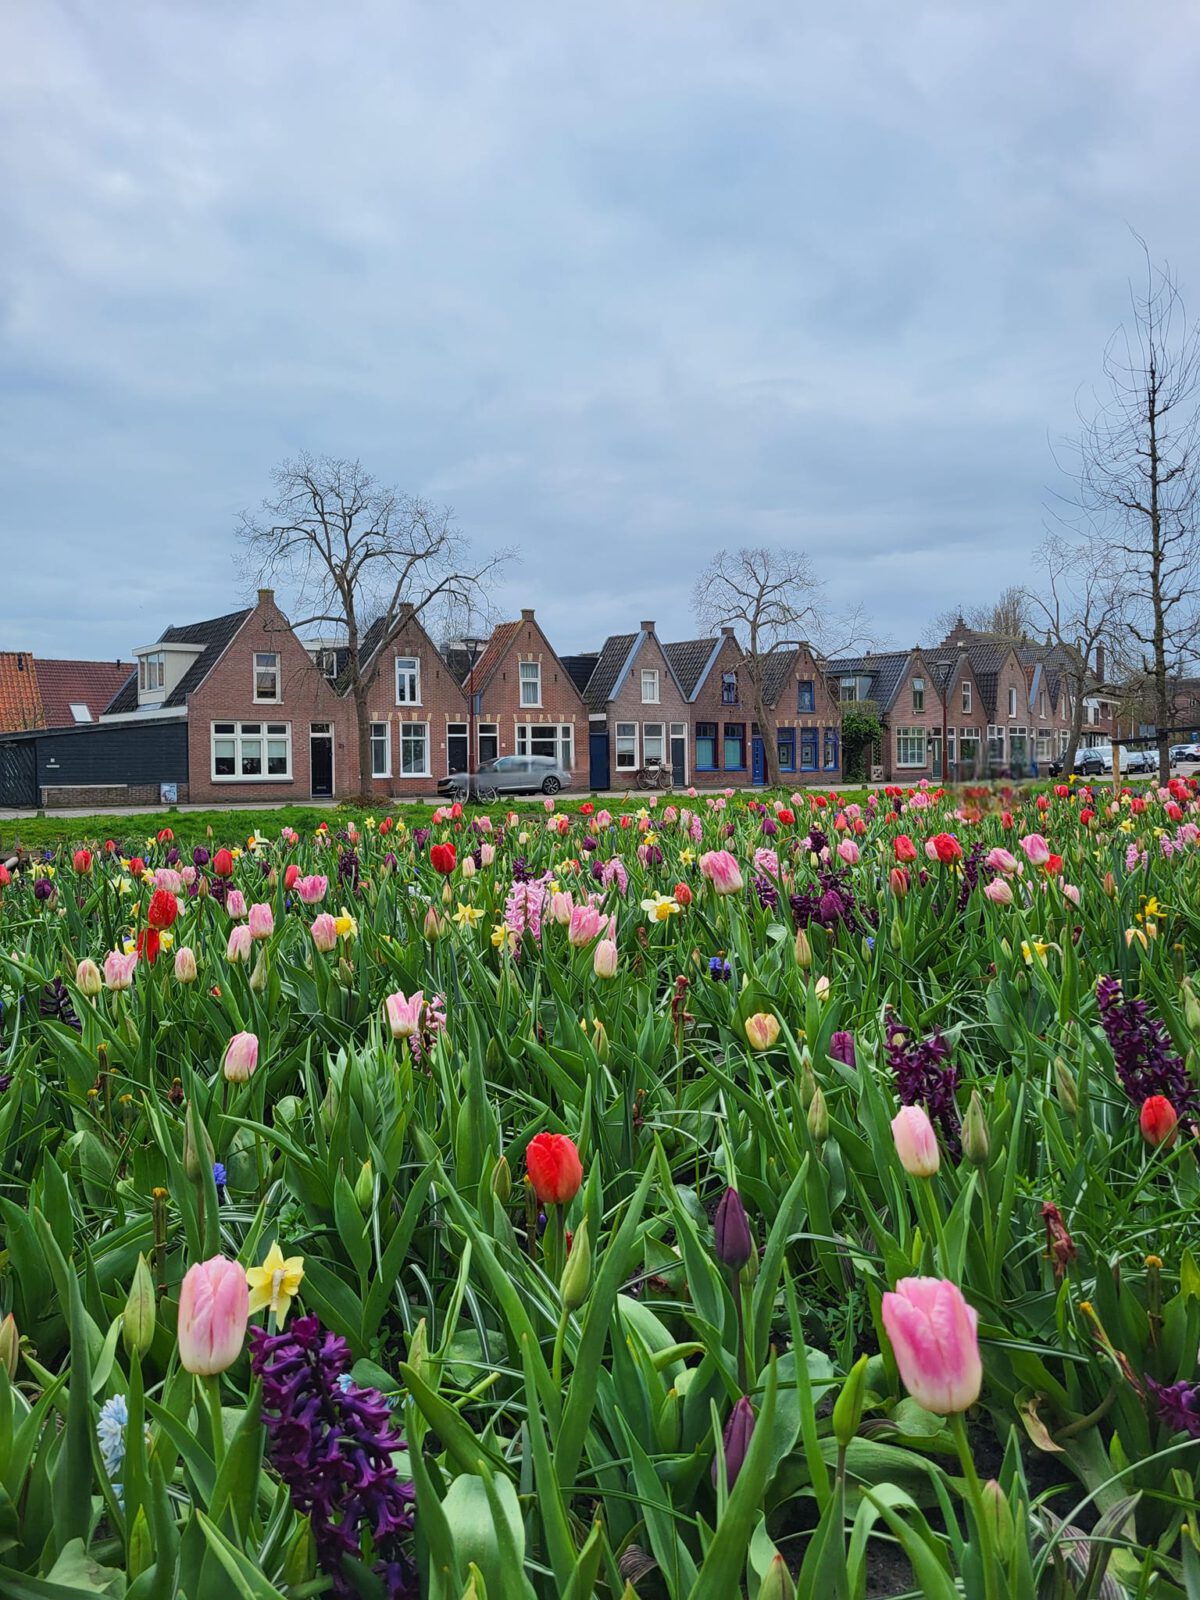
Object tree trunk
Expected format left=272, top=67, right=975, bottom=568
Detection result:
left=1064, top=669, right=1087, bottom=776
left=353, top=685, right=373, bottom=803
left=752, top=682, right=781, bottom=788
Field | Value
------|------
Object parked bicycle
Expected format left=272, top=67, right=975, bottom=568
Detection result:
left=634, top=760, right=674, bottom=791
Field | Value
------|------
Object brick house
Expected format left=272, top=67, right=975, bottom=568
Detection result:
left=756, top=644, right=844, bottom=781
left=465, top=608, right=586, bottom=783
left=581, top=622, right=691, bottom=789
left=355, top=607, right=469, bottom=797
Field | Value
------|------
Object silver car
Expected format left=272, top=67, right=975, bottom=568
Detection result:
left=437, top=754, right=570, bottom=802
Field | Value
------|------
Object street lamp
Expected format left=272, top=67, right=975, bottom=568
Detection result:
left=462, top=636, right=487, bottom=791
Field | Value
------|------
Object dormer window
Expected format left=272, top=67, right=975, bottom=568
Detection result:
left=840, top=677, right=859, bottom=703
left=798, top=679, right=815, bottom=712
left=316, top=648, right=338, bottom=679
left=254, top=652, right=281, bottom=702
left=139, top=652, right=165, bottom=692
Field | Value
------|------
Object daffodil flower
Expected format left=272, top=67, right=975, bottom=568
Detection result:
left=246, top=1242, right=305, bottom=1325
left=640, top=894, right=680, bottom=923
left=334, top=907, right=357, bottom=940
left=453, top=902, right=485, bottom=928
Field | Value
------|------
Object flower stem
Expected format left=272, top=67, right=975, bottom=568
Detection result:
left=204, top=1374, right=226, bottom=1471
left=950, top=1411, right=998, bottom=1600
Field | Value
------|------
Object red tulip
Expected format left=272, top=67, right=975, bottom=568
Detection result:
left=213, top=848, right=234, bottom=878
left=893, top=835, right=918, bottom=863
left=147, top=888, right=179, bottom=930
left=136, top=928, right=161, bottom=965
left=73, top=848, right=93, bottom=875
left=526, top=1132, right=583, bottom=1205
left=1080, top=808, right=1094, bottom=825
left=674, top=881, right=693, bottom=907
left=430, top=843, right=457, bottom=875
left=777, top=808, right=795, bottom=825
left=1054, top=784, right=1070, bottom=799
left=928, top=833, right=962, bottom=864
left=1140, top=1095, right=1178, bottom=1148
left=128, top=857, right=145, bottom=878
left=157, top=827, right=174, bottom=843
left=284, top=863, right=300, bottom=890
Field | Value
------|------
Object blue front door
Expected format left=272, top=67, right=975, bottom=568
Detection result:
left=588, top=728, right=610, bottom=791
left=751, top=737, right=766, bottom=784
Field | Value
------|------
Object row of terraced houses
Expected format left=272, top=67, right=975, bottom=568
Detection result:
left=0, top=592, right=1127, bottom=808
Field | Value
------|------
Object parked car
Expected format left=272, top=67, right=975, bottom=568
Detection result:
left=1173, top=744, right=1200, bottom=763
left=1120, top=749, right=1157, bottom=774
left=1047, top=748, right=1107, bottom=777
left=437, top=754, right=570, bottom=802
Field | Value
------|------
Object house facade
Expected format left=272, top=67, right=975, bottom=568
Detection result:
left=582, top=622, right=691, bottom=790
left=357, top=607, right=470, bottom=798
left=466, top=609, right=587, bottom=783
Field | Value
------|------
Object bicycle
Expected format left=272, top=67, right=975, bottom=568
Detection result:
left=634, top=761, right=674, bottom=792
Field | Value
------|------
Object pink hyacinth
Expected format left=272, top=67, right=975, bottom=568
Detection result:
left=600, top=858, right=629, bottom=896
left=505, top=876, right=549, bottom=944
left=753, top=847, right=781, bottom=879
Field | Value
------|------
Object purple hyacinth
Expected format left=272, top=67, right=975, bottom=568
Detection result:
left=886, top=1015, right=961, bottom=1156
left=790, top=869, right=874, bottom=936
left=250, top=1314, right=417, bottom=1598
left=1145, top=1377, right=1200, bottom=1439
left=1095, top=977, right=1198, bottom=1115
left=752, top=874, right=779, bottom=910
left=956, top=840, right=994, bottom=912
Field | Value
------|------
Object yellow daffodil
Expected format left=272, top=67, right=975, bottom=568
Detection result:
left=160, top=931, right=174, bottom=950
left=122, top=938, right=136, bottom=955
left=334, top=907, right=357, bottom=940
left=364, top=817, right=377, bottom=830
left=644, top=831, right=658, bottom=848
left=1020, top=940, right=1051, bottom=964
left=490, top=922, right=512, bottom=949
left=1119, top=820, right=1133, bottom=833
left=453, top=902, right=485, bottom=928
left=640, top=893, right=681, bottom=923
left=33, top=864, right=56, bottom=879
left=115, top=877, right=133, bottom=895
left=680, top=849, right=695, bottom=867
left=246, top=1242, right=305, bottom=1325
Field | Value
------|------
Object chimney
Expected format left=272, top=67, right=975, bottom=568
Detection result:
left=640, top=619, right=655, bottom=633
left=1095, top=643, right=1106, bottom=680
left=257, top=587, right=274, bottom=606
left=721, top=626, right=735, bottom=638
left=521, top=608, right=535, bottom=622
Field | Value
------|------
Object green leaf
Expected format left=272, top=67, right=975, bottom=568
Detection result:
left=687, top=1354, right=779, bottom=1600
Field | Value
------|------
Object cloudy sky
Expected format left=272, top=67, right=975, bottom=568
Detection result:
left=3, top=1, right=1199, bottom=661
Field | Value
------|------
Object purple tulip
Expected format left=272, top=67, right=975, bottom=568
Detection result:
left=713, top=1187, right=753, bottom=1273
left=829, top=1030, right=857, bottom=1069
left=711, top=1396, right=756, bottom=1488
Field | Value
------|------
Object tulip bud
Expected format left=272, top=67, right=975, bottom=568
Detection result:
left=891, top=1105, right=940, bottom=1177
left=807, top=1085, right=829, bottom=1144
left=1184, top=978, right=1200, bottom=1040
left=798, top=1057, right=816, bottom=1110
left=713, top=1187, right=753, bottom=1273
left=183, top=1104, right=215, bottom=1181
left=889, top=916, right=904, bottom=951
left=794, top=926, right=812, bottom=968
left=123, top=1253, right=157, bottom=1357
left=744, top=1012, right=781, bottom=1052
left=711, top=1396, right=756, bottom=1489
left=75, top=957, right=102, bottom=997
left=757, top=1555, right=797, bottom=1600
left=591, top=1019, right=609, bottom=1061
left=980, top=1479, right=1015, bottom=1562
left=831, top=1352, right=869, bottom=1448
left=1103, top=870, right=1116, bottom=898
left=249, top=948, right=268, bottom=992
left=961, top=1090, right=991, bottom=1168
left=1053, top=1057, right=1079, bottom=1116
left=491, top=1154, right=512, bottom=1205
left=560, top=1214, right=592, bottom=1310
left=658, top=1385, right=682, bottom=1451
left=406, top=1317, right=433, bottom=1387
left=423, top=905, right=446, bottom=940
left=0, top=1312, right=19, bottom=1379
left=353, top=1159, right=374, bottom=1212
left=889, top=866, right=909, bottom=897
left=174, top=945, right=198, bottom=983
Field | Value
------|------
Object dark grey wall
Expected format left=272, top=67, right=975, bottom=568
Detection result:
left=35, top=720, right=189, bottom=786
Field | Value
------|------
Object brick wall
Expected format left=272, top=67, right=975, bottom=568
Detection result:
left=41, top=782, right=191, bottom=808
left=771, top=645, right=842, bottom=785
left=361, top=616, right=468, bottom=797
left=476, top=610, right=587, bottom=780
left=186, top=593, right=356, bottom=804
left=884, top=655, right=945, bottom=782
left=605, top=629, right=692, bottom=787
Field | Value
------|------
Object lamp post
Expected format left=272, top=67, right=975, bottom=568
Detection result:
left=463, top=637, right=486, bottom=792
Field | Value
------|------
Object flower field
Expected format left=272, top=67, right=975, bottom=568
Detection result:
left=1, top=781, right=1199, bottom=1599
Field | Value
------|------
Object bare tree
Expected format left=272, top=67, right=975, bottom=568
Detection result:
left=929, top=586, right=1033, bottom=644
left=692, top=546, right=871, bottom=788
left=1067, top=250, right=1200, bottom=783
left=1021, top=534, right=1123, bottom=774
left=238, top=454, right=513, bottom=796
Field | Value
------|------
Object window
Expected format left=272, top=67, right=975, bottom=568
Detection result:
left=823, top=728, right=839, bottom=769
left=211, top=721, right=291, bottom=781
left=721, top=671, right=738, bottom=705
left=517, top=723, right=573, bottom=767
left=395, top=657, right=421, bottom=705
left=695, top=722, right=717, bottom=769
left=724, top=722, right=746, bottom=769
left=840, top=677, right=859, bottom=703
left=400, top=722, right=430, bottom=776
left=641, top=669, right=660, bottom=703
left=615, top=722, right=638, bottom=769
left=777, top=729, right=796, bottom=771
left=1039, top=692, right=1047, bottom=717
left=961, top=680, right=972, bottom=714
left=370, top=722, right=391, bottom=778
left=478, top=722, right=499, bottom=763
left=1036, top=729, right=1053, bottom=761
left=69, top=703, right=92, bottom=723
left=798, top=679, right=815, bottom=712
left=988, top=725, right=1005, bottom=762
left=912, top=676, right=925, bottom=713
left=316, top=648, right=338, bottom=679
left=139, top=652, right=165, bottom=692
left=800, top=729, right=819, bottom=770
left=519, top=661, right=541, bottom=707
left=253, top=651, right=281, bottom=702
left=642, top=722, right=665, bottom=763
left=896, top=727, right=927, bottom=769
left=1008, top=686, right=1017, bottom=717
left=446, top=722, right=469, bottom=774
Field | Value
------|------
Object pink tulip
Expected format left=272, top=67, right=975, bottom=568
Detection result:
left=891, top=1105, right=940, bottom=1176
left=181, top=865, right=198, bottom=886
left=103, top=950, right=137, bottom=991
left=226, top=925, right=252, bottom=964
left=1061, top=882, right=1080, bottom=906
left=568, top=904, right=603, bottom=948
left=984, top=847, right=1018, bottom=875
left=310, top=912, right=338, bottom=952
left=223, top=1031, right=259, bottom=1082
left=593, top=938, right=619, bottom=978
left=225, top=889, right=247, bottom=920
left=699, top=850, right=744, bottom=895
left=982, top=878, right=1013, bottom=906
left=174, top=946, right=198, bottom=983
left=75, top=958, right=102, bottom=997
left=480, top=842, right=495, bottom=867
left=837, top=839, right=860, bottom=865
left=881, top=1277, right=982, bottom=1414
left=177, top=1256, right=249, bottom=1375
left=248, top=902, right=274, bottom=940
left=385, top=990, right=424, bottom=1040
left=596, top=809, right=612, bottom=829
left=1019, top=834, right=1050, bottom=867
left=154, top=867, right=184, bottom=892
left=549, top=891, right=575, bottom=926
left=295, top=875, right=328, bottom=904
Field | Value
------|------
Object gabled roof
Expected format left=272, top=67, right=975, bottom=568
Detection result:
left=753, top=648, right=801, bottom=708
left=444, top=646, right=477, bottom=686
left=826, top=651, right=915, bottom=714
left=0, top=652, right=44, bottom=732
left=467, top=621, right=521, bottom=696
left=583, top=634, right=638, bottom=711
left=37, top=658, right=133, bottom=727
left=561, top=653, right=600, bottom=695
left=663, top=637, right=722, bottom=700
left=105, top=607, right=253, bottom=714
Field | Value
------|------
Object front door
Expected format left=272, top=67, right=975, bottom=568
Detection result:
left=446, top=723, right=469, bottom=774
left=930, top=734, right=942, bottom=779
left=310, top=725, right=334, bottom=797
left=670, top=723, right=687, bottom=786
left=589, top=728, right=610, bottom=790
left=751, top=737, right=766, bottom=785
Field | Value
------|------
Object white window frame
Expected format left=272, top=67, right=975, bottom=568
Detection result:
left=895, top=727, right=927, bottom=769
left=839, top=677, right=859, bottom=703
left=911, top=676, right=925, bottom=713
left=477, top=721, right=499, bottom=763
left=370, top=721, right=391, bottom=779
left=139, top=652, right=165, bottom=692
left=519, top=661, right=542, bottom=707
left=516, top=723, right=573, bottom=767
left=211, top=721, right=292, bottom=782
left=254, top=651, right=281, bottom=703
left=615, top=721, right=638, bottom=770
left=961, top=680, right=972, bottom=714
left=642, top=721, right=665, bottom=763
left=316, top=648, right=338, bottom=679
left=395, top=656, right=421, bottom=706
left=1008, top=686, right=1017, bottom=717
left=399, top=721, right=430, bottom=777
left=641, top=668, right=660, bottom=704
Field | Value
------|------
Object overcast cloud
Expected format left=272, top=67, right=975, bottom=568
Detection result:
left=3, top=1, right=1199, bottom=659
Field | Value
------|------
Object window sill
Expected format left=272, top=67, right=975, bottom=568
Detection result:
left=252, top=699, right=283, bottom=707
left=211, top=775, right=295, bottom=783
